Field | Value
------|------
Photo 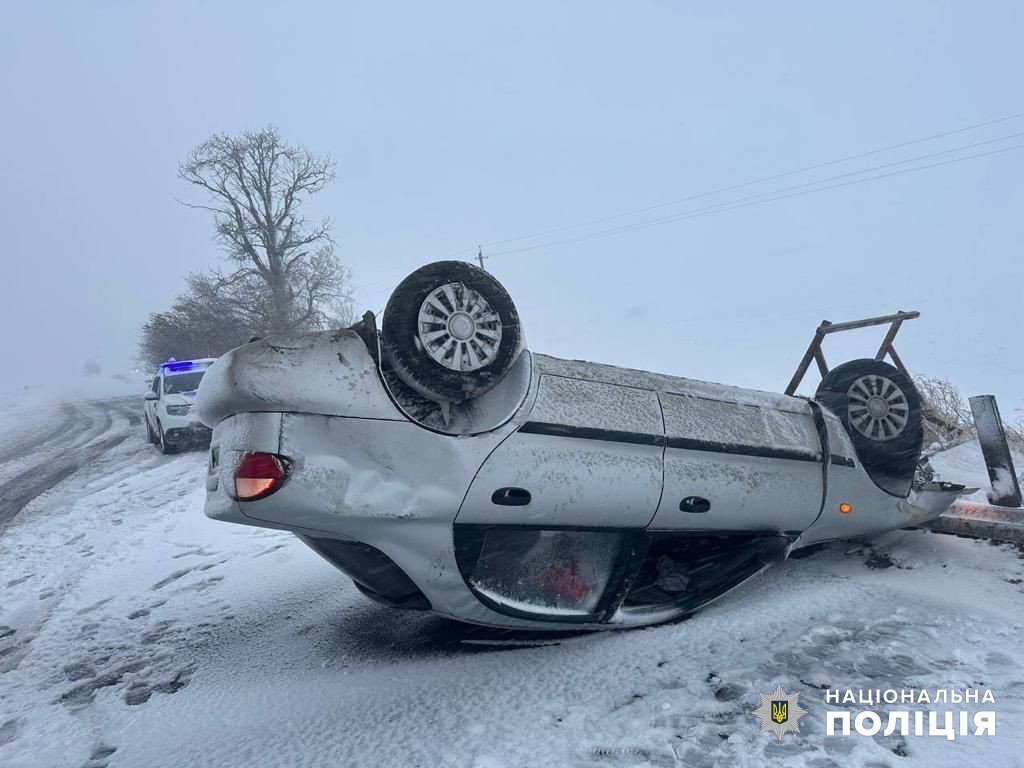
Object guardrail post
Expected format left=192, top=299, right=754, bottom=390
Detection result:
left=969, top=395, right=1023, bottom=508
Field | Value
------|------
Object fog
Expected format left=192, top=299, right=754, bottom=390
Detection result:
left=2, top=1, right=1021, bottom=414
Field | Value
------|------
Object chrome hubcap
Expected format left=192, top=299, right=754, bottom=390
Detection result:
left=448, top=312, right=475, bottom=341
left=417, top=282, right=502, bottom=371
left=847, top=375, right=909, bottom=441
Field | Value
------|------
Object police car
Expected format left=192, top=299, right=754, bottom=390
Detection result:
left=144, top=358, right=217, bottom=454
left=195, top=262, right=965, bottom=630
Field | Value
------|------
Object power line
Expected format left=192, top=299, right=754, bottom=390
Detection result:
left=480, top=109, right=1024, bottom=250
left=492, top=130, right=1024, bottom=255
left=488, top=140, right=1024, bottom=257
left=351, top=110, right=1024, bottom=300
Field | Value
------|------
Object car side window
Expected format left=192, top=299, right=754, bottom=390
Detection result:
left=155, top=376, right=162, bottom=396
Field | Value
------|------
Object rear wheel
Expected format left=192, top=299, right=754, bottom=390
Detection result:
left=145, top=416, right=157, bottom=444
left=383, top=261, right=522, bottom=402
left=816, top=359, right=922, bottom=496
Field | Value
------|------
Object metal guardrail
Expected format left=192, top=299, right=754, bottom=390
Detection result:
left=920, top=500, right=1024, bottom=544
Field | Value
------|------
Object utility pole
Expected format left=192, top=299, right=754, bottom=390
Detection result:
left=477, top=245, right=487, bottom=272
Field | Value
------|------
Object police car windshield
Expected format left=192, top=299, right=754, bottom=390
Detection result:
left=163, top=371, right=204, bottom=394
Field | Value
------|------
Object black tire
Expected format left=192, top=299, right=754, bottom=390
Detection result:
left=145, top=416, right=157, bottom=444
left=815, top=359, right=923, bottom=497
left=158, top=423, right=177, bottom=455
left=382, top=261, right=522, bottom=402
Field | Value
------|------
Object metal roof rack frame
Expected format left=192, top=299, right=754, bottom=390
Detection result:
left=784, top=310, right=920, bottom=396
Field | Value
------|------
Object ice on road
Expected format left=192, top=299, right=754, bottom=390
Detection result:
left=1, top=397, right=1022, bottom=767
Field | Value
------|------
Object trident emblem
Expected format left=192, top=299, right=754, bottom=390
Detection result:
left=771, top=701, right=788, bottom=724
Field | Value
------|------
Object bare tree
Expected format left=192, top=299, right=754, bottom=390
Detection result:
left=912, top=374, right=975, bottom=449
left=911, top=374, right=1024, bottom=454
left=139, top=276, right=254, bottom=366
left=179, top=126, right=351, bottom=334
left=1004, top=414, right=1024, bottom=450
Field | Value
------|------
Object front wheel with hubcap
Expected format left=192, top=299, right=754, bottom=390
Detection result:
left=815, top=359, right=923, bottom=497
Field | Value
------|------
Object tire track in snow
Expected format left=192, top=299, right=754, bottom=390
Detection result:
left=0, top=398, right=142, bottom=530
left=0, top=402, right=79, bottom=466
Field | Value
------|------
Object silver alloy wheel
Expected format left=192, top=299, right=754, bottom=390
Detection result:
left=416, top=282, right=503, bottom=372
left=847, top=374, right=909, bottom=441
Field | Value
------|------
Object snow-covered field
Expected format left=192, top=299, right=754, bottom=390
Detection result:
left=1, top=397, right=1023, bottom=768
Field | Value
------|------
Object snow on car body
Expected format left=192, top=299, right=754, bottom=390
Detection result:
left=144, top=358, right=216, bottom=454
left=197, top=262, right=963, bottom=630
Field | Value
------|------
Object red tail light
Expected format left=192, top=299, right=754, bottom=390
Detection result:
left=231, top=451, right=290, bottom=501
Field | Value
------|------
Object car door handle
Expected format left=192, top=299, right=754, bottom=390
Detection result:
left=491, top=487, right=532, bottom=506
left=679, top=496, right=711, bottom=513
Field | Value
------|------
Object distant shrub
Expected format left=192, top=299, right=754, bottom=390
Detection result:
left=913, top=374, right=1024, bottom=452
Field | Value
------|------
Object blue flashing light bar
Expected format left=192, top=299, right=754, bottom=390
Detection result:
left=162, top=361, right=196, bottom=372
left=160, top=359, right=209, bottom=373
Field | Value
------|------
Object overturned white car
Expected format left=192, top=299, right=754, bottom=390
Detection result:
left=196, top=261, right=964, bottom=630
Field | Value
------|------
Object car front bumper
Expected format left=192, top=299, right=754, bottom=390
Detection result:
left=164, top=420, right=212, bottom=444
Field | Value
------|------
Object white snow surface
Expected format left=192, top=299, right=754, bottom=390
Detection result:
left=1, top=402, right=1023, bottom=767
left=929, top=439, right=1024, bottom=504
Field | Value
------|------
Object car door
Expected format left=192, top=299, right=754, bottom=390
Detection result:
left=457, top=374, right=664, bottom=528
left=649, top=391, right=823, bottom=534
left=145, top=375, right=160, bottom=428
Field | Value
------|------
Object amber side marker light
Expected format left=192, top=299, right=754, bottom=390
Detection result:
left=231, top=451, right=291, bottom=501
left=839, top=502, right=853, bottom=514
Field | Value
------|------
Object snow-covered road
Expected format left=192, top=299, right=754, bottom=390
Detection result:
left=1, top=398, right=1022, bottom=767
left=0, top=398, right=142, bottom=527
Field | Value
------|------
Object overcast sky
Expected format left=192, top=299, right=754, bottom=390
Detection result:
left=2, top=2, right=1021, bottom=415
